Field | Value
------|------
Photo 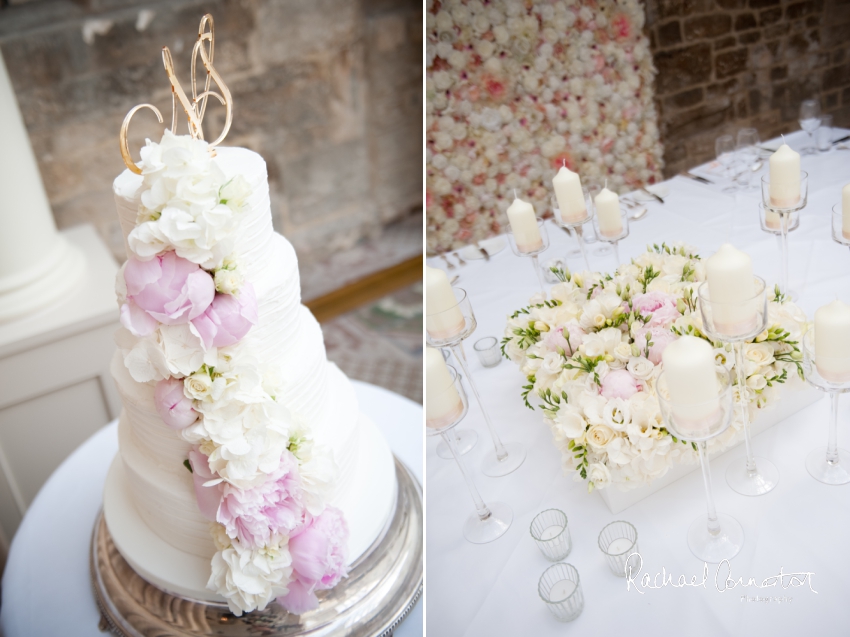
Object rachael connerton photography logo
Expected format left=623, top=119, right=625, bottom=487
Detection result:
left=623, top=553, right=818, bottom=597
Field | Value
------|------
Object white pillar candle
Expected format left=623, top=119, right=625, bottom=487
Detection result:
left=705, top=244, right=757, bottom=335
left=594, top=186, right=623, bottom=238
left=552, top=166, right=587, bottom=223
left=425, top=347, right=463, bottom=428
left=606, top=538, right=634, bottom=554
left=662, top=335, right=720, bottom=435
left=506, top=196, right=543, bottom=252
left=425, top=266, right=465, bottom=339
left=842, top=183, right=850, bottom=240
left=814, top=300, right=850, bottom=382
left=768, top=143, right=801, bottom=208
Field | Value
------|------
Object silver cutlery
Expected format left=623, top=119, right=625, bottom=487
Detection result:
left=681, top=171, right=713, bottom=185
left=439, top=254, right=456, bottom=270
left=628, top=207, right=648, bottom=221
left=454, top=252, right=467, bottom=266
left=640, top=187, right=664, bottom=204
left=475, top=242, right=491, bottom=261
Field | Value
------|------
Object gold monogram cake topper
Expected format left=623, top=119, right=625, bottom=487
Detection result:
left=119, top=14, right=233, bottom=174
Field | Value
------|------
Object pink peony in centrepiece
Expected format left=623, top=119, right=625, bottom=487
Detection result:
left=154, top=377, right=198, bottom=429
left=121, top=251, right=216, bottom=336
left=191, top=282, right=258, bottom=349
left=600, top=369, right=640, bottom=400
left=277, top=506, right=349, bottom=614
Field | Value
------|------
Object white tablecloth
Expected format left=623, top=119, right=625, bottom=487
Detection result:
left=426, top=130, right=850, bottom=636
left=0, top=381, right=423, bottom=637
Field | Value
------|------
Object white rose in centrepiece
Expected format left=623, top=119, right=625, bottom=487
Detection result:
left=587, top=462, right=611, bottom=487
left=586, top=424, right=615, bottom=451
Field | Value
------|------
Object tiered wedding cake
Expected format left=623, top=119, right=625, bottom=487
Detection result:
left=102, top=131, right=396, bottom=615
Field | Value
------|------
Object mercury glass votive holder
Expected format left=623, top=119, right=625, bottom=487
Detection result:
left=538, top=563, right=584, bottom=622
left=530, top=509, right=572, bottom=561
left=598, top=521, right=639, bottom=577
left=473, top=336, right=502, bottom=368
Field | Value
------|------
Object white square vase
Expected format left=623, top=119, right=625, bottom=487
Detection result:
left=597, top=381, right=823, bottom=514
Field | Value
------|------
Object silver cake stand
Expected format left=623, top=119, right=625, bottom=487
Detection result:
left=91, top=457, right=422, bottom=637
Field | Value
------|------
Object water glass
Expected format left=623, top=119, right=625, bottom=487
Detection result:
left=715, top=134, right=735, bottom=177
left=817, top=114, right=833, bottom=152
left=473, top=336, right=502, bottom=368
left=530, top=509, right=572, bottom=561
left=598, top=521, right=640, bottom=577
left=538, top=563, right=584, bottom=622
left=799, top=99, right=821, bottom=154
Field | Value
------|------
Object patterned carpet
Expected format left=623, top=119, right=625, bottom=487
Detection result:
left=322, top=282, right=422, bottom=405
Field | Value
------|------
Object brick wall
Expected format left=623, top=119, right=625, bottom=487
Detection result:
left=0, top=0, right=422, bottom=270
left=644, top=0, right=850, bottom=177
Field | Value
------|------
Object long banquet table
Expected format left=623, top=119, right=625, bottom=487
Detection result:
left=426, top=129, right=850, bottom=636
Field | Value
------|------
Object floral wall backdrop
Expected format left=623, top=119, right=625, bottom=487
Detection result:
left=426, top=0, right=664, bottom=254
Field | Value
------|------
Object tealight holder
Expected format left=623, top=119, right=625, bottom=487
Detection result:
left=698, top=277, right=779, bottom=497
left=597, top=521, right=639, bottom=577
left=553, top=188, right=594, bottom=271
left=530, top=509, right=572, bottom=562
left=831, top=204, right=850, bottom=251
left=427, top=365, right=513, bottom=543
left=538, top=563, right=584, bottom=622
left=760, top=172, right=808, bottom=297
left=591, top=205, right=629, bottom=267
left=657, top=368, right=744, bottom=562
left=473, top=336, right=502, bottom=368
left=801, top=328, right=850, bottom=485
left=426, top=288, right=526, bottom=477
left=507, top=219, right=549, bottom=295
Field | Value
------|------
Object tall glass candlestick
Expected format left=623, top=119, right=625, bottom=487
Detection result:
left=553, top=188, right=593, bottom=271
left=802, top=326, right=850, bottom=485
left=426, top=365, right=513, bottom=543
left=698, top=276, right=778, bottom=496
left=506, top=219, right=549, bottom=294
left=591, top=203, right=629, bottom=268
left=426, top=288, right=527, bottom=477
left=657, top=368, right=743, bottom=562
left=760, top=172, right=808, bottom=298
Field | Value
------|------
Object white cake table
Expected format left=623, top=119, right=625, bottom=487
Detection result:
left=426, top=130, right=850, bottom=636
left=0, top=381, right=423, bottom=637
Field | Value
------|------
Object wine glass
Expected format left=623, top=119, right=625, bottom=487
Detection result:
left=799, top=99, right=821, bottom=155
left=715, top=134, right=737, bottom=191
left=735, top=128, right=760, bottom=189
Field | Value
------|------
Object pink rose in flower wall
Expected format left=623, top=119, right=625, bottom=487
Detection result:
left=634, top=326, right=677, bottom=364
left=600, top=369, right=640, bottom=400
left=191, top=282, right=258, bottom=349
left=154, top=378, right=198, bottom=429
left=188, top=446, right=223, bottom=522
left=121, top=252, right=215, bottom=335
left=216, top=451, right=304, bottom=548
left=277, top=506, right=349, bottom=614
left=632, top=291, right=680, bottom=328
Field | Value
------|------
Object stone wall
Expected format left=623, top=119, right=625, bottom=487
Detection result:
left=0, top=0, right=422, bottom=273
left=644, top=0, right=850, bottom=177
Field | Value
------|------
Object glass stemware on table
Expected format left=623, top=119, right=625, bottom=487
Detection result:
left=426, top=287, right=527, bottom=477
left=506, top=218, right=549, bottom=295
left=698, top=276, right=780, bottom=496
left=760, top=172, right=808, bottom=299
left=801, top=329, right=850, bottom=485
left=552, top=189, right=593, bottom=271
left=426, top=363, right=513, bottom=543
left=715, top=134, right=738, bottom=192
left=657, top=367, right=744, bottom=562
left=799, top=98, right=822, bottom=155
left=735, top=128, right=761, bottom=189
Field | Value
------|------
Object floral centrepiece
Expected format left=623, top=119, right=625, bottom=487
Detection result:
left=116, top=131, right=348, bottom=615
left=426, top=0, right=663, bottom=254
left=502, top=243, right=807, bottom=492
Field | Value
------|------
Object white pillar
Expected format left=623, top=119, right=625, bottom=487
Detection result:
left=0, top=51, right=84, bottom=323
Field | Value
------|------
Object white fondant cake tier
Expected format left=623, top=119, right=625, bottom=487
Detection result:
left=104, top=411, right=397, bottom=602
left=103, top=145, right=398, bottom=602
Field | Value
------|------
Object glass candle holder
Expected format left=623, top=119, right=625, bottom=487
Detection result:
left=590, top=204, right=629, bottom=268
left=538, top=563, right=584, bottom=622
left=426, top=288, right=526, bottom=478
left=426, top=365, right=514, bottom=543
left=553, top=188, right=594, bottom=271
left=598, top=521, right=639, bottom=577
left=698, top=277, right=778, bottom=497
left=657, top=369, right=743, bottom=563
left=760, top=172, right=808, bottom=297
left=506, top=219, right=549, bottom=294
left=801, top=328, right=850, bottom=485
left=831, top=204, right=850, bottom=250
left=530, top=509, right=572, bottom=562
left=473, top=336, right=502, bottom=368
